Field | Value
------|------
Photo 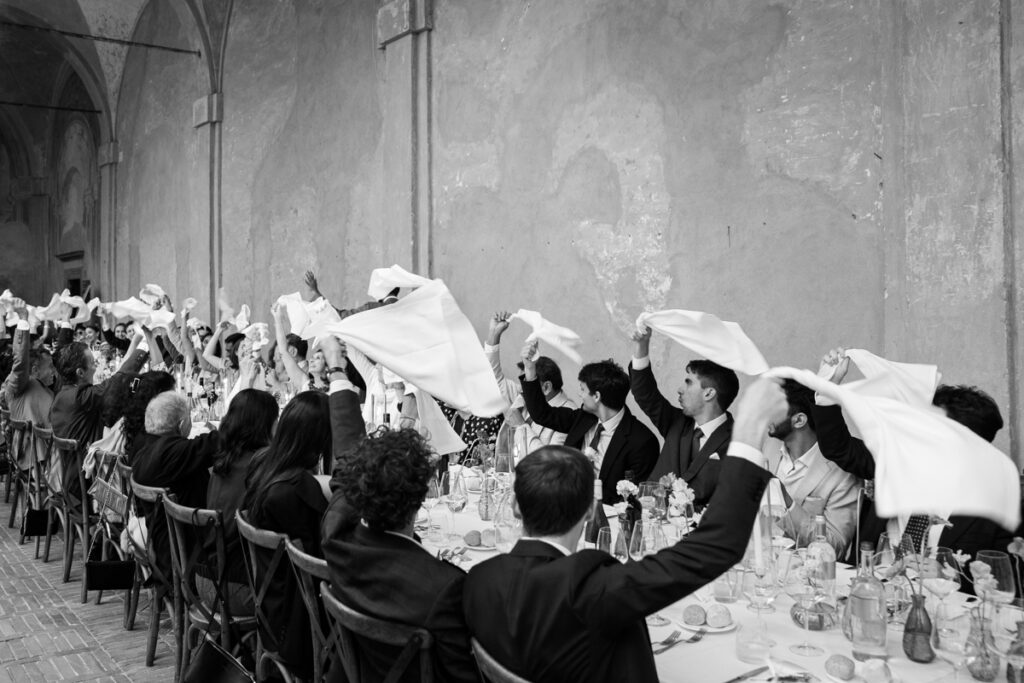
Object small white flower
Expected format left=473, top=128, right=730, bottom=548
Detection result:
left=616, top=480, right=638, bottom=500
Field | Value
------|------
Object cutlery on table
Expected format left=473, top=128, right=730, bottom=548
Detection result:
left=720, top=665, right=769, bottom=683
left=653, top=630, right=681, bottom=647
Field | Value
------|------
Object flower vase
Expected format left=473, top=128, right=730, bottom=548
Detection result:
left=902, top=594, right=935, bottom=663
left=1005, top=621, right=1024, bottom=683
left=614, top=514, right=635, bottom=562
left=967, top=607, right=999, bottom=681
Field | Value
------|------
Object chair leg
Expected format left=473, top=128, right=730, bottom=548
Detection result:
left=7, top=480, right=20, bottom=529
left=125, top=567, right=141, bottom=631
left=3, top=464, right=12, bottom=504
left=62, top=514, right=74, bottom=583
left=42, top=507, right=54, bottom=562
left=145, top=586, right=160, bottom=667
left=79, top=524, right=91, bottom=603
left=95, top=535, right=109, bottom=606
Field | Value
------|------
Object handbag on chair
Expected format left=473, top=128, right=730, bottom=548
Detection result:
left=83, top=530, right=135, bottom=591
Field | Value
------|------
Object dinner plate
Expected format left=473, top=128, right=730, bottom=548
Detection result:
left=676, top=619, right=737, bottom=634
left=465, top=544, right=498, bottom=553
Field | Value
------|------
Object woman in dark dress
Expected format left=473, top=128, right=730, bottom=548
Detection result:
left=242, top=391, right=331, bottom=679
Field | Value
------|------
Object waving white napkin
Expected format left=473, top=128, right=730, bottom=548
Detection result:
left=242, top=322, right=271, bottom=351
left=769, top=366, right=1020, bottom=531
left=146, top=309, right=176, bottom=330
left=367, top=264, right=432, bottom=300
left=323, top=279, right=506, bottom=416
left=820, top=348, right=940, bottom=407
left=636, top=309, right=770, bottom=375
left=105, top=297, right=153, bottom=324
left=181, top=297, right=198, bottom=313
left=510, top=309, right=583, bottom=364
left=277, top=292, right=341, bottom=338
left=138, top=284, right=166, bottom=306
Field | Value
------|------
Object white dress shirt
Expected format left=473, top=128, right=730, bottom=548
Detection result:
left=695, top=412, right=728, bottom=450
left=583, top=408, right=625, bottom=473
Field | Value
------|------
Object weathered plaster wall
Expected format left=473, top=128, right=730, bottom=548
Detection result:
left=433, top=0, right=885, bottom=398
left=220, top=0, right=385, bottom=316
left=114, top=0, right=208, bottom=304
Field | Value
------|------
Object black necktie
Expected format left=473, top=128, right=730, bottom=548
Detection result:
left=691, top=427, right=703, bottom=456
left=903, top=514, right=931, bottom=556
left=589, top=424, right=604, bottom=451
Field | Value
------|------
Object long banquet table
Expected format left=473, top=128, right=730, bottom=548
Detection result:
left=421, top=492, right=966, bottom=683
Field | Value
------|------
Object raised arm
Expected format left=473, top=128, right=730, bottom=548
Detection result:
left=322, top=336, right=367, bottom=488
left=812, top=348, right=875, bottom=480
left=202, top=321, right=227, bottom=371
left=628, top=326, right=686, bottom=436
left=519, top=342, right=578, bottom=433
left=270, top=303, right=308, bottom=388
left=4, top=299, right=31, bottom=398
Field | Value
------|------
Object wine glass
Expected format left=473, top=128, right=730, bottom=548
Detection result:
left=921, top=547, right=962, bottom=608
left=745, top=558, right=780, bottom=615
left=991, top=599, right=1024, bottom=682
left=638, top=482, right=659, bottom=517
left=932, top=603, right=973, bottom=682
left=595, top=527, right=612, bottom=554
left=422, top=476, right=441, bottom=542
left=789, top=581, right=825, bottom=656
left=975, top=550, right=1016, bottom=605
left=630, top=521, right=670, bottom=626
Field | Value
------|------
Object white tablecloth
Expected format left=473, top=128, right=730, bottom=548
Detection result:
left=422, top=491, right=963, bottom=682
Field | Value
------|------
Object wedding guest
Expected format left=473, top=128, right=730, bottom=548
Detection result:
left=3, top=298, right=56, bottom=430
left=242, top=390, right=330, bottom=679
left=814, top=348, right=1014, bottom=573
left=321, top=336, right=479, bottom=682
left=463, top=378, right=786, bottom=682
left=205, top=389, right=279, bottom=614
left=770, top=379, right=860, bottom=555
left=484, top=311, right=573, bottom=457
left=629, top=326, right=738, bottom=506
left=520, top=344, right=658, bottom=503
left=131, top=391, right=220, bottom=578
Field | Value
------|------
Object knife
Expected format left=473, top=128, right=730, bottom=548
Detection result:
left=721, top=665, right=770, bottom=683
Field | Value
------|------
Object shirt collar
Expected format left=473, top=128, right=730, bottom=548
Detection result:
left=696, top=412, right=728, bottom=436
left=779, top=441, right=823, bottom=472
left=519, top=536, right=572, bottom=556
left=601, top=408, right=626, bottom=432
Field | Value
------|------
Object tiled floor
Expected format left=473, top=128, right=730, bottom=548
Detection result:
left=0, top=494, right=176, bottom=682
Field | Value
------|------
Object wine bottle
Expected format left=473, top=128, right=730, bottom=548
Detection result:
left=585, top=479, right=609, bottom=544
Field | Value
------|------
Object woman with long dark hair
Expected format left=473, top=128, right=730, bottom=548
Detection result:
left=242, top=391, right=330, bottom=679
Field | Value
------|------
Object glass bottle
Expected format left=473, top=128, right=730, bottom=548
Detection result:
left=806, top=515, right=836, bottom=602
left=493, top=487, right=520, bottom=552
left=902, top=593, right=935, bottom=663
left=967, top=606, right=999, bottom=681
left=849, top=543, right=888, bottom=660
left=477, top=474, right=495, bottom=521
left=584, top=480, right=609, bottom=545
left=1006, top=620, right=1024, bottom=683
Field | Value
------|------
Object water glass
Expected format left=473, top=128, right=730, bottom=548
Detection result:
left=735, top=621, right=772, bottom=664
left=595, top=527, right=612, bottom=554
left=713, top=565, right=745, bottom=603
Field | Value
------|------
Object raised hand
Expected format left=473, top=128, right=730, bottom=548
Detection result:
left=301, top=270, right=323, bottom=302
left=487, top=311, right=512, bottom=345
left=818, top=347, right=850, bottom=384
left=630, top=325, right=652, bottom=357
left=520, top=341, right=539, bottom=379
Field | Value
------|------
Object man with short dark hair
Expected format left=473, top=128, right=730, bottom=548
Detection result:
left=485, top=311, right=574, bottom=457
left=814, top=348, right=1014, bottom=569
left=629, top=327, right=740, bottom=506
left=3, top=298, right=56, bottom=431
left=520, top=344, right=658, bottom=503
left=463, top=379, right=787, bottom=682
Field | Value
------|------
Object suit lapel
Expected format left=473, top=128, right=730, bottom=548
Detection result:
left=682, top=416, right=731, bottom=479
left=790, top=452, right=831, bottom=503
left=598, top=411, right=632, bottom=482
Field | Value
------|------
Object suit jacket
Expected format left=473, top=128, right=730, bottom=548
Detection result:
left=629, top=362, right=732, bottom=506
left=463, top=456, right=771, bottom=683
left=50, top=348, right=147, bottom=447
left=3, top=328, right=54, bottom=431
left=321, top=385, right=479, bottom=683
left=813, top=403, right=1014, bottom=574
left=521, top=377, right=659, bottom=502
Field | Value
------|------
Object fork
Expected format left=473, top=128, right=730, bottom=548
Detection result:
left=653, top=628, right=706, bottom=654
left=653, top=630, right=681, bottom=648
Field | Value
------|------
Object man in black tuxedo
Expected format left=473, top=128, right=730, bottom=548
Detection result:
left=320, top=335, right=479, bottom=683
left=463, top=378, right=786, bottom=683
left=813, top=348, right=1014, bottom=573
left=628, top=327, right=739, bottom=507
left=519, top=344, right=659, bottom=503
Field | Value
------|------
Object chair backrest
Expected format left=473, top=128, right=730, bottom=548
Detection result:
left=126, top=476, right=172, bottom=589
left=8, top=419, right=30, bottom=467
left=162, top=497, right=234, bottom=649
left=471, top=638, right=533, bottom=683
left=51, top=435, right=88, bottom=515
left=319, top=580, right=434, bottom=683
left=235, top=510, right=289, bottom=655
left=0, top=407, right=10, bottom=448
left=285, top=540, right=329, bottom=682
left=32, top=425, right=53, bottom=477
left=92, top=450, right=127, bottom=519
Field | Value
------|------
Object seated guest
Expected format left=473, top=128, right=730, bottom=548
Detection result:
left=770, top=380, right=860, bottom=555
left=485, top=311, right=574, bottom=457
left=520, top=344, right=659, bottom=503
left=132, top=391, right=220, bottom=578
left=814, top=348, right=1014, bottom=573
left=206, top=389, right=278, bottom=597
left=3, top=298, right=56, bottom=432
left=322, top=342, right=479, bottom=682
left=629, top=327, right=739, bottom=507
left=463, top=379, right=786, bottom=682
left=242, top=390, right=330, bottom=679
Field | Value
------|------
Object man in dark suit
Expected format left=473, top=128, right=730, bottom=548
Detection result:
left=463, top=379, right=786, bottom=683
left=519, top=344, right=659, bottom=503
left=320, top=334, right=479, bottom=683
left=628, top=327, right=739, bottom=507
left=813, top=348, right=1014, bottom=574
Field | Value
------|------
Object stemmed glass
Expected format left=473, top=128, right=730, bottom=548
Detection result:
left=630, top=521, right=670, bottom=626
left=921, top=547, right=962, bottom=609
left=975, top=550, right=1016, bottom=605
left=991, top=598, right=1024, bottom=682
left=638, top=482, right=659, bottom=517
left=786, top=549, right=825, bottom=657
left=422, top=476, right=442, bottom=543
left=932, top=603, right=974, bottom=682
left=595, top=527, right=612, bottom=554
left=441, top=471, right=468, bottom=542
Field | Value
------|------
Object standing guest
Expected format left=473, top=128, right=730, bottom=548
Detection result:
left=520, top=344, right=659, bottom=503
left=321, top=334, right=479, bottom=683
left=485, top=311, right=574, bottom=457
left=3, top=298, right=57, bottom=429
left=814, top=348, right=1014, bottom=571
left=131, top=391, right=220, bottom=578
left=462, top=379, right=786, bottom=683
left=242, top=390, right=330, bottom=679
left=769, top=379, right=860, bottom=555
left=629, top=327, right=739, bottom=507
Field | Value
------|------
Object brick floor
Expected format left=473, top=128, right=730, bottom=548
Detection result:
left=0, top=495, right=176, bottom=682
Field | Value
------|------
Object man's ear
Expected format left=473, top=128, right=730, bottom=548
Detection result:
left=541, top=380, right=553, bottom=395
left=512, top=497, right=523, bottom=521
left=703, top=386, right=717, bottom=404
left=792, top=412, right=808, bottom=430
left=592, top=390, right=602, bottom=406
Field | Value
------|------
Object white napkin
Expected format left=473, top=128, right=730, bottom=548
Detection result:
left=138, top=283, right=166, bottom=306
left=366, top=264, right=432, bottom=300
left=104, top=297, right=153, bottom=324
left=510, top=309, right=583, bottom=364
left=821, top=348, right=940, bottom=407
left=769, top=366, right=1020, bottom=531
left=636, top=309, right=770, bottom=375
left=242, top=322, right=271, bottom=351
left=324, top=279, right=506, bottom=416
left=181, top=297, right=198, bottom=313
